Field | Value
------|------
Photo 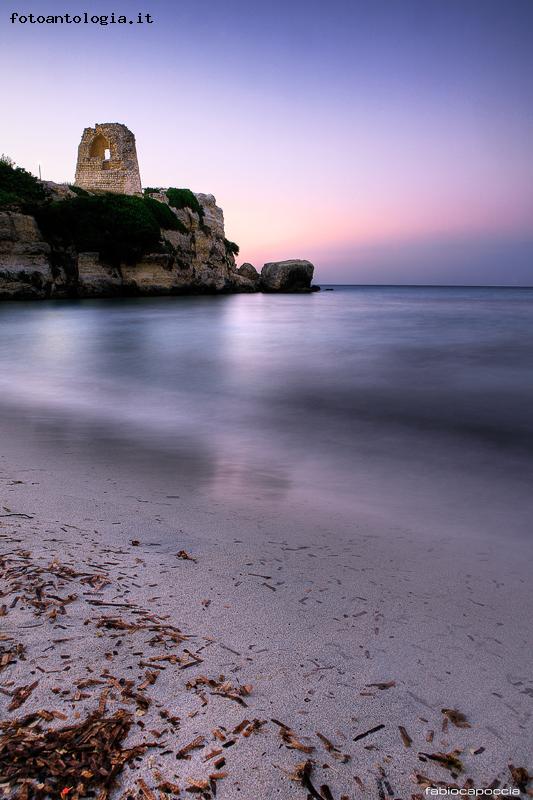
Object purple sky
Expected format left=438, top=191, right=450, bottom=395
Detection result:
left=2, top=0, right=532, bottom=284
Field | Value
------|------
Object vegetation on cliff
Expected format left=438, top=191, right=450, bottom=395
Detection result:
left=144, top=187, right=204, bottom=222
left=0, top=155, right=45, bottom=209
left=1, top=158, right=240, bottom=271
left=143, top=196, right=187, bottom=233
left=224, top=238, right=240, bottom=256
left=35, top=195, right=164, bottom=265
left=166, top=188, right=204, bottom=222
left=0, top=158, right=196, bottom=264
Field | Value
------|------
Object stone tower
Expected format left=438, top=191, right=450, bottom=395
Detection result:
left=74, top=123, right=142, bottom=195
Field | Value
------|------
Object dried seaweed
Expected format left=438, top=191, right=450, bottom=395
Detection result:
left=0, top=641, right=26, bottom=671
left=235, top=718, right=265, bottom=737
left=419, top=750, right=463, bottom=775
left=441, top=708, right=470, bottom=728
left=79, top=573, right=111, bottom=590
left=95, top=614, right=187, bottom=646
left=185, top=777, right=210, bottom=794
left=176, top=735, right=206, bottom=759
left=0, top=709, right=155, bottom=800
left=316, top=731, right=350, bottom=762
left=8, top=680, right=38, bottom=711
left=287, top=760, right=323, bottom=799
left=137, top=778, right=157, bottom=800
left=0, top=555, right=108, bottom=619
left=508, top=764, right=530, bottom=792
left=399, top=725, right=413, bottom=748
left=353, top=723, right=385, bottom=742
left=319, top=785, right=335, bottom=800
left=185, top=675, right=252, bottom=706
left=176, top=551, right=197, bottom=563
left=272, top=719, right=314, bottom=753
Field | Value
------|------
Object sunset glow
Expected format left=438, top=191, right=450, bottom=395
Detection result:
left=2, top=0, right=532, bottom=284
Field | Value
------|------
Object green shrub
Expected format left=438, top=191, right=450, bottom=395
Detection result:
left=224, top=238, right=240, bottom=256
left=143, top=195, right=187, bottom=233
left=166, top=187, right=204, bottom=222
left=35, top=194, right=162, bottom=265
left=143, top=187, right=161, bottom=195
left=0, top=158, right=46, bottom=209
left=0, top=189, right=21, bottom=207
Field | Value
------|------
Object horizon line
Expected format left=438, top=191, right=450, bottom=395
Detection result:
left=318, top=283, right=533, bottom=289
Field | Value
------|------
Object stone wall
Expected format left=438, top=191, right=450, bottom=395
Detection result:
left=74, top=123, right=142, bottom=195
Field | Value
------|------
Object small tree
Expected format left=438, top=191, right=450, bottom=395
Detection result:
left=224, top=238, right=240, bottom=256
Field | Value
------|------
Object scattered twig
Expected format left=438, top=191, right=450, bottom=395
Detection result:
left=353, top=723, right=385, bottom=742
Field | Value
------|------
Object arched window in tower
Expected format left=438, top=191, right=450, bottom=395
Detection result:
left=89, top=133, right=110, bottom=159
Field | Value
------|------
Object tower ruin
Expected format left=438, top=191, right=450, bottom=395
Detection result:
left=74, top=123, right=142, bottom=195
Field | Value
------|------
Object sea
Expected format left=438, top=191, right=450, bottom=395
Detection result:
left=1, top=286, right=532, bottom=538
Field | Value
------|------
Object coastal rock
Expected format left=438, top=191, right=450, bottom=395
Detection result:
left=238, top=262, right=260, bottom=282
left=121, top=254, right=180, bottom=295
left=0, top=132, right=320, bottom=300
left=196, top=193, right=224, bottom=238
left=0, top=195, right=247, bottom=299
left=0, top=193, right=318, bottom=299
left=261, top=259, right=315, bottom=292
left=76, top=252, right=123, bottom=297
left=0, top=212, right=53, bottom=299
left=160, top=193, right=252, bottom=293
left=64, top=194, right=255, bottom=297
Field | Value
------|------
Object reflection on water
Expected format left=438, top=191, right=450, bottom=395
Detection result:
left=1, top=287, right=532, bottom=536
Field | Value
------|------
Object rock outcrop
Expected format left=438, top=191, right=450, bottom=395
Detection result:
left=261, top=259, right=316, bottom=292
left=0, top=184, right=317, bottom=300
left=237, top=262, right=260, bottom=282
left=0, top=212, right=53, bottom=299
left=0, top=192, right=247, bottom=299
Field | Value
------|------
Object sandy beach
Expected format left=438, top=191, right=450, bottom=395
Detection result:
left=1, top=410, right=531, bottom=799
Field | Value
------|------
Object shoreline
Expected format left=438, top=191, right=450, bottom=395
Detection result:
left=1, top=416, right=532, bottom=798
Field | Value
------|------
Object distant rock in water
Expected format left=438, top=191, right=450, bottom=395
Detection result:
left=260, top=260, right=317, bottom=293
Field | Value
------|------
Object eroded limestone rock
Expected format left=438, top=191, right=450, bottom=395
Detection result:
left=260, top=259, right=315, bottom=292
left=0, top=195, right=318, bottom=299
left=0, top=212, right=53, bottom=299
left=238, top=263, right=260, bottom=282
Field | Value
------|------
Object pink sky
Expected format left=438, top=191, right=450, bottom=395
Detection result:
left=1, top=0, right=532, bottom=284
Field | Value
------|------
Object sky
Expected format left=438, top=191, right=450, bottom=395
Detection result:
left=1, top=0, right=532, bottom=284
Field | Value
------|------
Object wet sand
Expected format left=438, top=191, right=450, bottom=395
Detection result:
left=1, top=421, right=532, bottom=799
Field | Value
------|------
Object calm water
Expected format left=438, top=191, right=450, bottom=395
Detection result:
left=1, top=286, right=532, bottom=536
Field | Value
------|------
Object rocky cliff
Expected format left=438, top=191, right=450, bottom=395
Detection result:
left=0, top=187, right=253, bottom=299
left=0, top=167, right=317, bottom=300
left=0, top=212, right=53, bottom=299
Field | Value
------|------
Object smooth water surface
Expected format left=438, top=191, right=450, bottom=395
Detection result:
left=1, top=287, right=532, bottom=536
